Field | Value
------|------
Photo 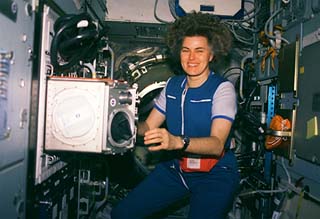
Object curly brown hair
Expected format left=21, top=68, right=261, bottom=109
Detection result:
left=165, top=12, right=233, bottom=68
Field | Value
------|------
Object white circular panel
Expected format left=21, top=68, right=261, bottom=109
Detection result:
left=51, top=88, right=98, bottom=145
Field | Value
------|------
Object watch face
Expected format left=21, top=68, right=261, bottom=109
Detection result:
left=182, top=136, right=190, bottom=150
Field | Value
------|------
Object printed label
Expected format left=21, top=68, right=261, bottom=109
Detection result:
left=187, top=158, right=201, bottom=169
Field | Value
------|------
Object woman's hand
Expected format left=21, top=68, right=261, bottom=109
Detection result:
left=144, top=128, right=182, bottom=151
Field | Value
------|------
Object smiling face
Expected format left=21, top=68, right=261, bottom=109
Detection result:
left=180, top=36, right=214, bottom=86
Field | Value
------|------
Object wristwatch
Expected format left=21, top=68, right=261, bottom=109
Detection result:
left=181, top=135, right=190, bottom=151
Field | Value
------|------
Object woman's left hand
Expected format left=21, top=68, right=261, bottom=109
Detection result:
left=144, top=128, right=181, bottom=151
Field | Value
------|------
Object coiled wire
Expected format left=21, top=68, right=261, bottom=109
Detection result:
left=50, top=13, right=104, bottom=72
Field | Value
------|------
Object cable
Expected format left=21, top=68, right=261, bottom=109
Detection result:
left=222, top=66, right=243, bottom=77
left=223, top=0, right=261, bottom=45
left=263, top=8, right=290, bottom=46
left=50, top=13, right=102, bottom=72
left=239, top=188, right=287, bottom=197
left=224, top=21, right=256, bottom=45
left=103, top=44, right=115, bottom=79
left=114, top=47, right=160, bottom=72
left=281, top=157, right=292, bottom=185
left=225, top=0, right=261, bottom=23
left=224, top=72, right=241, bottom=80
left=154, top=0, right=173, bottom=24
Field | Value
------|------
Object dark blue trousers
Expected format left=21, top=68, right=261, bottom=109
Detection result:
left=111, top=152, right=239, bottom=219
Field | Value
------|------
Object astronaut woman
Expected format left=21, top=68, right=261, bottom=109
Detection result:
left=111, top=11, right=239, bottom=219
